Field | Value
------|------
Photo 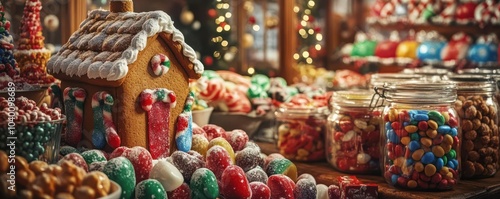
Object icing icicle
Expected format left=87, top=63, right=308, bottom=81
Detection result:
left=63, top=87, right=86, bottom=147
left=176, top=91, right=194, bottom=152
left=92, top=91, right=120, bottom=149
left=150, top=54, right=171, bottom=76
left=140, top=88, right=176, bottom=159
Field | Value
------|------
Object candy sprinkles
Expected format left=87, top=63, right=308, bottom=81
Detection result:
left=91, top=91, right=120, bottom=149
left=63, top=87, right=86, bottom=147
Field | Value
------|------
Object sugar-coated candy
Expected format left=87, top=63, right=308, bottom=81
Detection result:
left=88, top=161, right=107, bottom=172
left=246, top=166, right=269, bottom=183
left=297, top=173, right=316, bottom=184
left=294, top=178, right=317, bottom=199
left=221, top=165, right=252, bottom=199
left=236, top=147, right=265, bottom=172
left=267, top=174, right=295, bottom=199
left=149, top=159, right=184, bottom=191
left=190, top=168, right=219, bottom=199
left=81, top=149, right=107, bottom=165
left=191, top=134, right=209, bottom=157
left=167, top=182, right=191, bottom=199
left=316, top=184, right=328, bottom=199
left=170, top=150, right=206, bottom=182
left=245, top=141, right=262, bottom=152
left=202, top=124, right=226, bottom=141
left=208, top=137, right=235, bottom=163
left=263, top=153, right=285, bottom=169
left=192, top=123, right=208, bottom=137
left=250, top=181, right=271, bottom=199
left=225, top=129, right=249, bottom=151
left=121, top=146, right=153, bottom=184
left=206, top=145, right=232, bottom=180
left=327, top=184, right=341, bottom=199
left=109, top=146, right=128, bottom=159
left=58, top=153, right=88, bottom=172
left=265, top=158, right=298, bottom=182
left=103, top=157, right=136, bottom=199
left=135, top=179, right=167, bottom=199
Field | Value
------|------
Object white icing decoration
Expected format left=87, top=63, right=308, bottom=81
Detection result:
left=47, top=9, right=204, bottom=81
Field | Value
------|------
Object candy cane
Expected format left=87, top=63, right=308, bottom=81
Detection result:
left=176, top=92, right=194, bottom=152
left=140, top=88, right=176, bottom=159
left=63, top=87, right=86, bottom=147
left=92, top=91, right=120, bottom=149
left=49, top=83, right=63, bottom=109
left=150, top=54, right=171, bottom=76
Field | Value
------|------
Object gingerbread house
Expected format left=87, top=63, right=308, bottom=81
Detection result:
left=47, top=0, right=203, bottom=159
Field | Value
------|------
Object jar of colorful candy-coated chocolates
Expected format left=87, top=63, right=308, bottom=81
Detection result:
left=275, top=105, right=328, bottom=161
left=449, top=74, right=499, bottom=179
left=378, top=81, right=460, bottom=190
left=326, top=90, right=382, bottom=173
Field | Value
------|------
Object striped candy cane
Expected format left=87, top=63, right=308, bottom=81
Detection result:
left=63, top=87, right=86, bottom=147
left=150, top=54, right=171, bottom=76
left=92, top=91, right=121, bottom=149
left=176, top=91, right=194, bottom=152
left=140, top=88, right=177, bottom=159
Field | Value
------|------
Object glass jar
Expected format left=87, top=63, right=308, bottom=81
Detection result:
left=449, top=74, right=499, bottom=179
left=326, top=90, right=382, bottom=173
left=275, top=106, right=328, bottom=161
left=380, top=80, right=460, bottom=190
left=369, top=73, right=423, bottom=89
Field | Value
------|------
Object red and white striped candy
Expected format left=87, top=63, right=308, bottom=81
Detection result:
left=63, top=87, right=86, bottom=147
left=224, top=91, right=251, bottom=113
left=150, top=54, right=171, bottom=76
left=475, top=0, right=496, bottom=25
left=493, top=2, right=500, bottom=24
left=199, top=78, right=227, bottom=102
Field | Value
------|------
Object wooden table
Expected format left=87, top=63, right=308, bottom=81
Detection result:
left=256, top=142, right=500, bottom=199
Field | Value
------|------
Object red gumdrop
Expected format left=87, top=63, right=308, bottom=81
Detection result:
left=226, top=129, right=249, bottom=151
left=334, top=132, right=344, bottom=141
left=167, top=182, right=191, bottom=199
left=110, top=146, right=129, bottom=159
left=267, top=174, right=295, bottom=199
left=202, top=124, right=226, bottom=141
left=250, top=181, right=271, bottom=199
left=121, top=146, right=153, bottom=184
left=59, top=153, right=89, bottom=172
left=328, top=185, right=341, bottom=199
left=221, top=165, right=252, bottom=199
left=192, top=124, right=207, bottom=138
left=206, top=145, right=232, bottom=180
left=339, top=120, right=354, bottom=132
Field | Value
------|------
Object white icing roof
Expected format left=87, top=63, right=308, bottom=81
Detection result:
left=47, top=9, right=204, bottom=81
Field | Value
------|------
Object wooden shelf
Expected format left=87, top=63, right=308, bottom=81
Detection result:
left=256, top=141, right=500, bottom=199
left=370, top=23, right=500, bottom=38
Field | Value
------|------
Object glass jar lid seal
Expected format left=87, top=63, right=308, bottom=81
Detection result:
left=370, top=73, right=424, bottom=88
left=330, top=90, right=376, bottom=108
left=275, top=106, right=329, bottom=119
left=380, top=80, right=457, bottom=104
left=447, top=74, right=496, bottom=92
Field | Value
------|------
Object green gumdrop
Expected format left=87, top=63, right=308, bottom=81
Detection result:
left=190, top=168, right=219, bottom=199
left=103, top=157, right=136, bottom=199
left=351, top=40, right=377, bottom=57
left=81, top=149, right=107, bottom=165
left=247, top=84, right=267, bottom=99
left=60, top=146, right=78, bottom=156
left=265, top=158, right=298, bottom=181
left=135, top=179, right=167, bottom=199
left=428, top=111, right=445, bottom=126
left=251, top=74, right=271, bottom=90
left=422, top=9, right=434, bottom=20
left=202, top=70, right=220, bottom=80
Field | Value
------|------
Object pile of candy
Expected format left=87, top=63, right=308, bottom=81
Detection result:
left=0, top=97, right=64, bottom=162
left=383, top=109, right=460, bottom=190
left=338, top=176, right=378, bottom=199
left=0, top=151, right=118, bottom=199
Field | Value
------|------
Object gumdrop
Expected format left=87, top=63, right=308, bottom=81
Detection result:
left=208, top=137, right=235, bottom=163
left=149, top=159, right=184, bottom=191
left=221, top=165, right=252, bottom=199
left=327, top=184, right=341, bottom=199
left=265, top=158, right=298, bottom=182
left=246, top=166, right=269, bottom=183
left=109, top=146, right=129, bottom=159
left=103, top=157, right=136, bottom=199
left=170, top=150, right=206, bottom=182
left=235, top=147, right=265, bottom=172
left=225, top=129, right=249, bottom=151
left=121, top=146, right=153, bottom=184
left=192, top=123, right=207, bottom=138
left=202, top=124, right=226, bottom=141
left=167, top=182, right=191, bottom=199
left=316, top=184, right=328, bottom=199
left=58, top=153, right=88, bottom=172
left=297, top=173, right=316, bottom=184
left=250, top=181, right=271, bottom=199
left=81, top=149, right=107, bottom=165
left=267, top=174, right=295, bottom=199
left=263, top=153, right=285, bottom=169
left=245, top=141, right=262, bottom=152
left=190, top=168, right=219, bottom=199
left=206, top=145, right=232, bottom=180
left=191, top=134, right=209, bottom=157
left=135, top=179, right=167, bottom=199
left=294, top=178, right=317, bottom=199
left=89, top=161, right=107, bottom=172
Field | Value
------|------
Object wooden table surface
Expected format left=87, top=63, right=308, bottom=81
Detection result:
left=256, top=142, right=500, bottom=199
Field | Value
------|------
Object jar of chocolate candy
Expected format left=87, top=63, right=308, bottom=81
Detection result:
left=275, top=95, right=329, bottom=161
left=379, top=81, right=460, bottom=190
left=326, top=90, right=382, bottom=174
left=449, top=74, right=499, bottom=179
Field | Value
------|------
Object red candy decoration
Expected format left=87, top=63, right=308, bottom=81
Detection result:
left=121, top=146, right=153, bottom=184
left=167, top=182, right=191, bottom=199
left=221, top=165, right=252, bottom=199
left=109, top=146, right=128, bottom=159
left=202, top=124, right=226, bottom=141
left=267, top=174, right=295, bottom=199
left=206, top=145, right=232, bottom=180
left=250, top=181, right=271, bottom=199
left=225, top=129, right=249, bottom=151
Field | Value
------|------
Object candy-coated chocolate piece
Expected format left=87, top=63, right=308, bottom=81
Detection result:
left=149, top=159, right=184, bottom=191
left=103, top=157, right=136, bottom=199
left=135, top=179, right=167, bottom=199
left=190, top=168, right=219, bottom=199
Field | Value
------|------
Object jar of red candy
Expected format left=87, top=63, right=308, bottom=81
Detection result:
left=448, top=74, right=499, bottom=179
left=275, top=94, right=329, bottom=161
left=326, top=90, right=382, bottom=173
left=379, top=81, right=460, bottom=190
